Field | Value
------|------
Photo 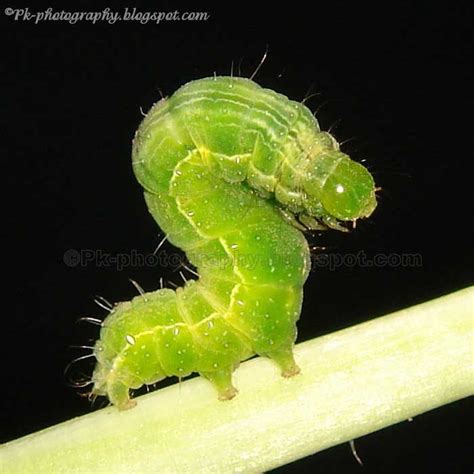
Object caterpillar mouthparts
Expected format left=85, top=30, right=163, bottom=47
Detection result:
left=83, top=76, right=376, bottom=410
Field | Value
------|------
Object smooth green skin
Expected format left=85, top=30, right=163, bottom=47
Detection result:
left=91, top=77, right=377, bottom=409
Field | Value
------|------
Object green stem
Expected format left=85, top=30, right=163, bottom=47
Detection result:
left=1, top=287, right=473, bottom=473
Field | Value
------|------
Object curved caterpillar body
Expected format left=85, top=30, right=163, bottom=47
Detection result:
left=90, top=76, right=377, bottom=409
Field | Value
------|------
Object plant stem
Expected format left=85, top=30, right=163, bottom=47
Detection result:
left=1, top=287, right=473, bottom=473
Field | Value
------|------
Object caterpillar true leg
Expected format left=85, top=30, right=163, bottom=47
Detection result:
left=298, top=214, right=329, bottom=231
left=278, top=208, right=308, bottom=232
left=321, top=215, right=350, bottom=232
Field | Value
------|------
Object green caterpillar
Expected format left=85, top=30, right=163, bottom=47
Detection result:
left=90, top=76, right=377, bottom=410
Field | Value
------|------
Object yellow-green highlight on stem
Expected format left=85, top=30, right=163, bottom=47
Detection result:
left=1, top=286, right=473, bottom=473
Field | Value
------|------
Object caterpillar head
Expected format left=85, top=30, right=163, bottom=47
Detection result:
left=304, top=152, right=377, bottom=223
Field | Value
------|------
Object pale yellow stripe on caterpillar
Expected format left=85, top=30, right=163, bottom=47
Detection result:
left=219, top=237, right=249, bottom=284
left=172, top=84, right=296, bottom=143
left=176, top=79, right=304, bottom=131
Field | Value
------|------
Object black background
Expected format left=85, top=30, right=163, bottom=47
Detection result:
left=2, top=1, right=473, bottom=472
